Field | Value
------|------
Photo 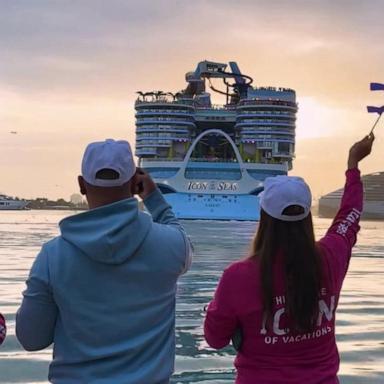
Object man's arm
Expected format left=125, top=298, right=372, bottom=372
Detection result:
left=134, top=167, right=179, bottom=225
left=143, top=188, right=181, bottom=226
left=16, top=247, right=58, bottom=351
left=134, top=168, right=193, bottom=273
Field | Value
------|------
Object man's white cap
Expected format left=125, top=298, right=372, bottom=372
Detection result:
left=81, top=139, right=136, bottom=187
left=260, top=176, right=312, bottom=221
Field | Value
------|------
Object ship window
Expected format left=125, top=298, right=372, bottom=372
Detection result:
left=278, top=142, right=290, bottom=153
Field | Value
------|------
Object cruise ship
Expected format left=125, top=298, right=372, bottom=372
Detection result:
left=135, top=60, right=297, bottom=220
left=319, top=171, right=384, bottom=220
left=0, top=195, right=29, bottom=210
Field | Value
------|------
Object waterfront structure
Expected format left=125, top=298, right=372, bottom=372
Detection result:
left=319, top=171, right=384, bottom=220
left=135, top=60, right=297, bottom=220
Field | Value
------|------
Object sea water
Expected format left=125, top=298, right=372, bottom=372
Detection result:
left=0, top=211, right=383, bottom=383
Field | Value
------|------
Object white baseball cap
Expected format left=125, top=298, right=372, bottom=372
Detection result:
left=260, top=175, right=312, bottom=221
left=81, top=139, right=136, bottom=187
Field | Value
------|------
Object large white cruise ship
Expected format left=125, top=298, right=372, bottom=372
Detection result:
left=0, top=195, right=29, bottom=210
left=135, top=60, right=297, bottom=220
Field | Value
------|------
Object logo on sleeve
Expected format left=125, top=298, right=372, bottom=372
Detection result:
left=336, top=208, right=361, bottom=236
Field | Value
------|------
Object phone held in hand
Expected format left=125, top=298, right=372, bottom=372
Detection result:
left=137, top=182, right=144, bottom=194
left=135, top=168, right=145, bottom=195
left=231, top=327, right=243, bottom=352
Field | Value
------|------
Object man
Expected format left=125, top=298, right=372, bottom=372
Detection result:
left=16, top=139, right=192, bottom=383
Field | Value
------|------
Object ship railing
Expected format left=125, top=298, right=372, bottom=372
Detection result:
left=138, top=157, right=289, bottom=165
left=237, top=111, right=294, bottom=116
left=136, top=109, right=194, bottom=115
left=136, top=127, right=190, bottom=133
left=237, top=100, right=297, bottom=107
left=240, top=130, right=293, bottom=136
left=137, top=117, right=195, bottom=122
left=136, top=135, right=191, bottom=140
left=251, top=86, right=295, bottom=93
left=140, top=157, right=241, bottom=163
left=195, top=104, right=237, bottom=111
left=187, top=157, right=240, bottom=163
left=236, top=119, right=295, bottom=125
left=136, top=99, right=194, bottom=106
left=139, top=157, right=185, bottom=162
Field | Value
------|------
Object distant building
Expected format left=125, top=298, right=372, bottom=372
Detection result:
left=70, top=194, right=84, bottom=205
left=319, top=171, right=384, bottom=220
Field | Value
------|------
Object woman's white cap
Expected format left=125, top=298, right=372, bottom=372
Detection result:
left=259, top=176, right=312, bottom=221
left=81, top=139, right=136, bottom=187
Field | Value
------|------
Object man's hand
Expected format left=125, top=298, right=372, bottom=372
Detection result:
left=132, top=168, right=157, bottom=199
left=348, top=134, right=375, bottom=169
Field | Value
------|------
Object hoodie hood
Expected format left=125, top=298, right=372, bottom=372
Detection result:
left=59, top=198, right=152, bottom=265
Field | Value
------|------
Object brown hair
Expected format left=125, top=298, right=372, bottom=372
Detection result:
left=250, top=207, right=322, bottom=332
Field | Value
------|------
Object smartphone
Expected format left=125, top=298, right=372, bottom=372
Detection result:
left=231, top=327, right=243, bottom=351
left=137, top=181, right=144, bottom=194
left=135, top=168, right=145, bottom=194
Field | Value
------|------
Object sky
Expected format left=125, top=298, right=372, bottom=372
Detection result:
left=0, top=0, right=383, bottom=200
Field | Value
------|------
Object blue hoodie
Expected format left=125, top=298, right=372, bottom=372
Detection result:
left=16, top=189, right=192, bottom=384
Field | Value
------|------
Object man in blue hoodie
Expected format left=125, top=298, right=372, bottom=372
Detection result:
left=16, top=139, right=192, bottom=383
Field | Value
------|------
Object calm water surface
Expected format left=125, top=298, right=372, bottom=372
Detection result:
left=0, top=211, right=383, bottom=383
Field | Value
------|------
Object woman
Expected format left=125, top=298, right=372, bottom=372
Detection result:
left=0, top=312, right=6, bottom=345
left=204, top=135, right=375, bottom=384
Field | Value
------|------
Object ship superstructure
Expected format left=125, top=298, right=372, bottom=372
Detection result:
left=135, top=60, right=297, bottom=220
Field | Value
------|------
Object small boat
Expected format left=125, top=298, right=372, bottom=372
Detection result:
left=0, top=195, right=29, bottom=210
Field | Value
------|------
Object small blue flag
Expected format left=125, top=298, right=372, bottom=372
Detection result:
left=367, top=105, right=384, bottom=114
left=370, top=83, right=384, bottom=91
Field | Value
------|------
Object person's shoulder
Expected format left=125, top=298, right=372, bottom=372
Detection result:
left=145, top=214, right=182, bottom=238
left=224, top=258, right=257, bottom=278
left=41, top=236, right=72, bottom=258
left=140, top=213, right=186, bottom=250
left=219, top=258, right=259, bottom=292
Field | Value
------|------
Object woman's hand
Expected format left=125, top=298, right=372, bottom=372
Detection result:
left=348, top=134, right=375, bottom=169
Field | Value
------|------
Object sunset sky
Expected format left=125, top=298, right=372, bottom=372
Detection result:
left=1, top=0, right=383, bottom=200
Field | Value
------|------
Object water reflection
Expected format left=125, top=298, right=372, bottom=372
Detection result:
left=0, top=212, right=383, bottom=383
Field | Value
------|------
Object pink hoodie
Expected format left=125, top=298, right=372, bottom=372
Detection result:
left=204, top=168, right=362, bottom=384
left=0, top=313, right=6, bottom=345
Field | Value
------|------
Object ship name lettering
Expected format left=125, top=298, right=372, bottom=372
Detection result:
left=187, top=182, right=208, bottom=190
left=217, top=182, right=238, bottom=191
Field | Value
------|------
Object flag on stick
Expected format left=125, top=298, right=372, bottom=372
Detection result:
left=367, top=105, right=384, bottom=114
left=367, top=82, right=383, bottom=134
left=370, top=83, right=384, bottom=91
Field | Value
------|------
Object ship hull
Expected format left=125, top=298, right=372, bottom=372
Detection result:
left=141, top=156, right=287, bottom=221
left=163, top=192, right=260, bottom=221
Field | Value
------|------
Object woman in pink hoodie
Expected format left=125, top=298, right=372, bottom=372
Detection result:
left=0, top=313, right=6, bottom=345
left=204, top=135, right=375, bottom=384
